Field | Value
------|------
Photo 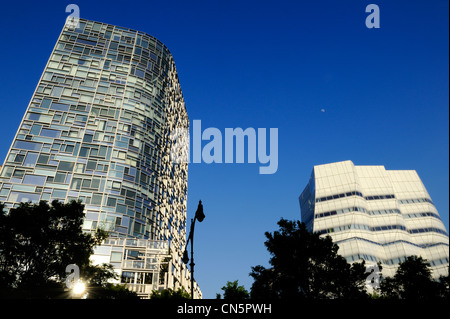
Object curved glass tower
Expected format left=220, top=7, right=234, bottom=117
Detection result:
left=0, top=19, right=199, bottom=298
left=299, top=160, right=449, bottom=279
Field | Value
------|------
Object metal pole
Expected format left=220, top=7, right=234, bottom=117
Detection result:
left=190, top=218, right=195, bottom=299
left=183, top=201, right=204, bottom=299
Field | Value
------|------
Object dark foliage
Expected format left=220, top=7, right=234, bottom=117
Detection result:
left=218, top=280, right=249, bottom=300
left=378, top=256, right=448, bottom=300
left=250, top=219, right=369, bottom=299
left=0, top=200, right=138, bottom=299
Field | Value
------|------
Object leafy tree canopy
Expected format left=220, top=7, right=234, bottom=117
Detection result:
left=217, top=280, right=249, bottom=300
left=150, top=287, right=191, bottom=299
left=378, top=256, right=448, bottom=300
left=249, top=219, right=369, bottom=299
left=0, top=200, right=138, bottom=299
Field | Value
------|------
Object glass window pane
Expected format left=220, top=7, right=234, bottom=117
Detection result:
left=8, top=191, right=40, bottom=203
left=13, top=169, right=25, bottom=178
left=111, top=252, right=122, bottom=262
left=51, top=87, right=63, bottom=97
left=79, top=147, right=89, bottom=157
left=41, top=98, right=51, bottom=109
left=22, top=174, right=46, bottom=186
left=13, top=154, right=25, bottom=163
left=86, top=160, right=97, bottom=170
left=54, top=173, right=66, bottom=183
left=1, top=166, right=14, bottom=177
left=83, top=134, right=93, bottom=143
left=37, top=154, right=49, bottom=164
left=52, top=189, right=67, bottom=198
left=23, top=153, right=39, bottom=167
left=71, top=178, right=82, bottom=190
left=13, top=140, right=42, bottom=151
left=41, top=129, right=61, bottom=138
left=57, top=161, right=74, bottom=172
left=30, top=124, right=42, bottom=135
left=50, top=103, right=70, bottom=111
left=91, top=194, right=102, bottom=205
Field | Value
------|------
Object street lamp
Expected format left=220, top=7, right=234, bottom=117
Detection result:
left=182, top=200, right=205, bottom=299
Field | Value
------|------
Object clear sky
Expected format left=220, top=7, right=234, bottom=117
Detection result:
left=0, top=0, right=448, bottom=299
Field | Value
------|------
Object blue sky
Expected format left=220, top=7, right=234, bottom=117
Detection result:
left=0, top=0, right=448, bottom=298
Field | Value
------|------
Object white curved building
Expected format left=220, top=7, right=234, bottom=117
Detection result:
left=299, top=160, right=449, bottom=278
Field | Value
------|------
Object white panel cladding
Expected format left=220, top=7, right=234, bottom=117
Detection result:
left=299, top=160, right=449, bottom=278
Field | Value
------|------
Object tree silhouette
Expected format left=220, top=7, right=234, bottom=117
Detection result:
left=150, top=287, right=191, bottom=299
left=217, top=280, right=249, bottom=300
left=379, top=256, right=447, bottom=300
left=249, top=219, right=369, bottom=299
left=0, top=200, right=138, bottom=299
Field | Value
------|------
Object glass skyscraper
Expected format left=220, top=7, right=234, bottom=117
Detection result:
left=300, top=160, right=449, bottom=279
left=0, top=19, right=199, bottom=298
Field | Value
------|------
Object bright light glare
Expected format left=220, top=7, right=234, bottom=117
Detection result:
left=73, top=281, right=86, bottom=295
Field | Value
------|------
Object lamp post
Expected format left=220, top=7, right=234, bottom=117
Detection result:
left=182, top=200, right=205, bottom=299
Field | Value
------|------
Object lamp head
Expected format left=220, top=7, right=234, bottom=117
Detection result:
left=182, top=250, right=189, bottom=264
left=195, top=200, right=205, bottom=222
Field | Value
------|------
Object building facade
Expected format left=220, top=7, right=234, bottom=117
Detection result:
left=0, top=19, right=200, bottom=298
left=299, top=160, right=449, bottom=279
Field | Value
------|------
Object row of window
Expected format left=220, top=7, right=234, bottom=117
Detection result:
left=409, top=227, right=448, bottom=235
left=315, top=191, right=364, bottom=203
left=121, top=271, right=155, bottom=285
left=66, top=23, right=168, bottom=83
left=314, top=207, right=442, bottom=222
left=315, top=191, right=435, bottom=209
left=316, top=191, right=397, bottom=203
left=336, top=236, right=449, bottom=250
left=399, top=198, right=434, bottom=205
left=73, top=20, right=166, bottom=57
left=314, top=206, right=401, bottom=219
left=404, top=211, right=441, bottom=220
left=318, top=223, right=406, bottom=234
left=365, top=194, right=396, bottom=200
left=317, top=224, right=449, bottom=236
left=346, top=253, right=449, bottom=267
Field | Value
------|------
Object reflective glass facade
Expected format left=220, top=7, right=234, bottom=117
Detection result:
left=299, top=160, right=449, bottom=279
left=0, top=19, right=199, bottom=298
